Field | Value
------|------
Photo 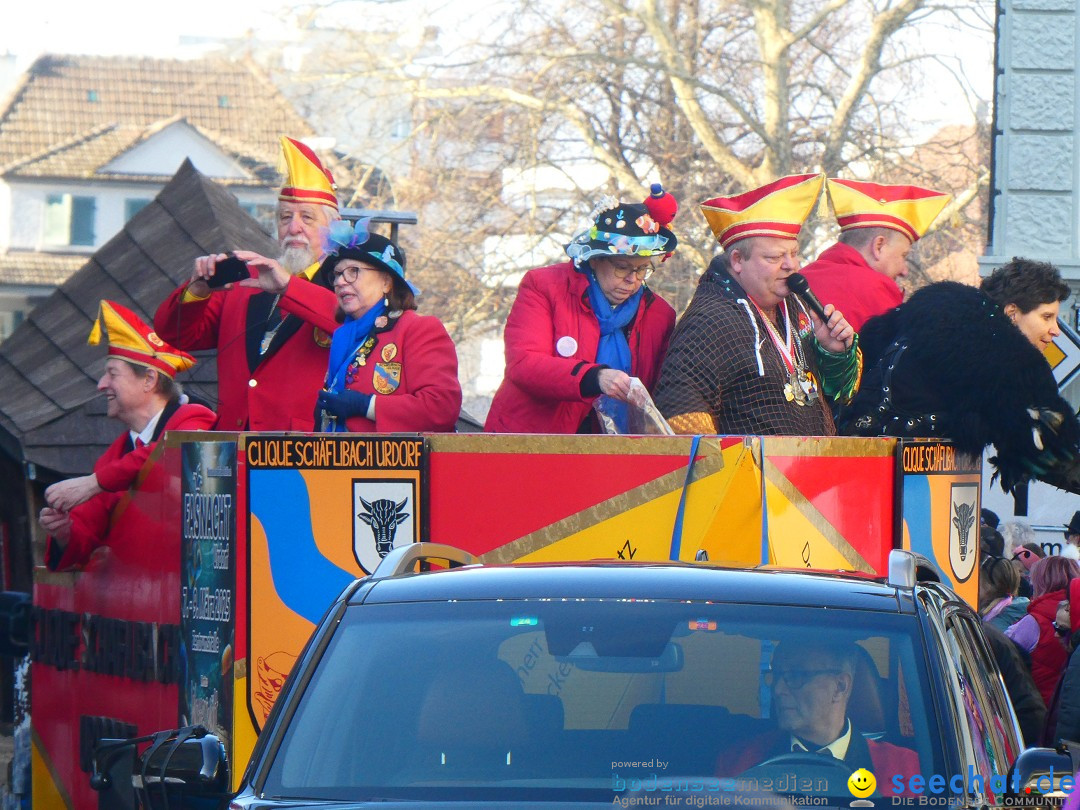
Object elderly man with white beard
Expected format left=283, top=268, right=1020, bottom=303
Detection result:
left=154, top=136, right=342, bottom=431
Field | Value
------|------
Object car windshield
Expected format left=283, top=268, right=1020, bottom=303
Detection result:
left=260, top=599, right=945, bottom=805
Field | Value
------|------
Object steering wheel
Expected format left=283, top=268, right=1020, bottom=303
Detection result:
left=736, top=752, right=853, bottom=795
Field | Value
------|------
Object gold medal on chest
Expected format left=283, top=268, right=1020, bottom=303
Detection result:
left=787, top=372, right=808, bottom=406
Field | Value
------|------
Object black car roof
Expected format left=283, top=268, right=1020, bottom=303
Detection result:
left=351, top=562, right=912, bottom=613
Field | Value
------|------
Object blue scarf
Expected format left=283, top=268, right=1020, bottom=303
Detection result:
left=326, top=298, right=387, bottom=395
left=585, top=271, right=644, bottom=432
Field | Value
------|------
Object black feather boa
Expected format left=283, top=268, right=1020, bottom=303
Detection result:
left=840, top=281, right=1080, bottom=490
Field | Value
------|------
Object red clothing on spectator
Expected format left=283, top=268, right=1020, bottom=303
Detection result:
left=800, top=243, right=903, bottom=332
left=46, top=400, right=216, bottom=571
left=485, top=261, right=675, bottom=434
left=1027, top=590, right=1070, bottom=707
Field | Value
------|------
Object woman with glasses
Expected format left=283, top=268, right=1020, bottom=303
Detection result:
left=312, top=220, right=462, bottom=433
left=485, top=187, right=678, bottom=434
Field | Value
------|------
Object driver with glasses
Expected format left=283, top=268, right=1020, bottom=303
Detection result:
left=723, top=639, right=920, bottom=794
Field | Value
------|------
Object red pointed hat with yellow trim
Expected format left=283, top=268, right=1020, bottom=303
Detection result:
left=827, top=178, right=951, bottom=242
left=88, top=301, right=195, bottom=379
left=278, top=136, right=338, bottom=211
left=700, top=173, right=825, bottom=250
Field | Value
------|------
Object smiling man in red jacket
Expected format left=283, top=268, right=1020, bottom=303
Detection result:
left=40, top=300, right=216, bottom=570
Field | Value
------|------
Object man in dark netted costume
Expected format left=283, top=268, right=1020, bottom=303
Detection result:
left=838, top=258, right=1080, bottom=493
left=654, top=173, right=861, bottom=436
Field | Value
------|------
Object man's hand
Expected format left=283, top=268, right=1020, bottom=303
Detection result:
left=597, top=369, right=633, bottom=402
left=39, top=507, right=72, bottom=547
left=45, top=474, right=102, bottom=512
left=232, top=250, right=291, bottom=294
left=812, top=304, right=855, bottom=353
left=188, top=253, right=229, bottom=297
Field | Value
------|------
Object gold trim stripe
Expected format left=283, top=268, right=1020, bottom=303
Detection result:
left=478, top=440, right=730, bottom=564
left=32, top=726, right=74, bottom=810
left=761, top=456, right=872, bottom=573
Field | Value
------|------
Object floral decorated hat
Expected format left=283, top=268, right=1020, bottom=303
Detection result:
left=318, top=219, right=420, bottom=296
left=565, top=189, right=678, bottom=265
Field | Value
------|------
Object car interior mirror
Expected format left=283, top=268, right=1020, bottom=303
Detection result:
left=559, top=640, right=684, bottom=673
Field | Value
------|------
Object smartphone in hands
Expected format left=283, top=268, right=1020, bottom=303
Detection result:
left=205, top=255, right=252, bottom=288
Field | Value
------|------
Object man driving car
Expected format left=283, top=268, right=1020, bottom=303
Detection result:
left=722, top=639, right=919, bottom=793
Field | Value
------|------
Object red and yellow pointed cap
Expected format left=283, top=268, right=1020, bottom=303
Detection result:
left=278, top=136, right=338, bottom=210
left=701, top=173, right=825, bottom=250
left=827, top=178, right=951, bottom=242
left=88, top=301, right=195, bottom=378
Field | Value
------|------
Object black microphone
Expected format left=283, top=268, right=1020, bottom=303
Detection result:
left=786, top=273, right=830, bottom=322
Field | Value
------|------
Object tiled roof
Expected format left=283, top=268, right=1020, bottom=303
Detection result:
left=5, top=119, right=279, bottom=184
left=0, top=54, right=316, bottom=172
left=0, top=253, right=88, bottom=286
left=0, top=160, right=280, bottom=476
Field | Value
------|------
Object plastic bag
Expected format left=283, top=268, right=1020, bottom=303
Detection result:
left=593, top=377, right=675, bottom=435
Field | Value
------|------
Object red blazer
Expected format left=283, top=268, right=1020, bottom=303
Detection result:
left=484, top=261, right=676, bottom=434
left=154, top=272, right=338, bottom=431
left=326, top=309, right=462, bottom=433
left=722, top=728, right=921, bottom=797
left=800, top=242, right=903, bottom=332
left=46, top=401, right=216, bottom=571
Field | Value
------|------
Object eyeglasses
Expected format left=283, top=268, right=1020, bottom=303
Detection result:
left=333, top=265, right=367, bottom=284
left=605, top=260, right=655, bottom=281
left=764, top=668, right=843, bottom=690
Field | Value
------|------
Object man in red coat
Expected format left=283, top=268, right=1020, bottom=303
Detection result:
left=154, top=136, right=341, bottom=431
left=800, top=179, right=951, bottom=332
left=40, top=301, right=216, bottom=571
left=721, top=639, right=920, bottom=797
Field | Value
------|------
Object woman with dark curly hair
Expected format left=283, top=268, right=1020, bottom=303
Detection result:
left=980, top=257, right=1069, bottom=352
left=838, top=257, right=1079, bottom=492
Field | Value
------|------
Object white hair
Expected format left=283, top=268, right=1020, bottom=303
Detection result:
left=1000, top=520, right=1036, bottom=557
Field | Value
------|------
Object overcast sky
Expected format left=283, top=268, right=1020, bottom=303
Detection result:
left=2, top=0, right=300, bottom=68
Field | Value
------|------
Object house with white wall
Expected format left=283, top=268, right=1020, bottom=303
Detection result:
left=0, top=54, right=324, bottom=341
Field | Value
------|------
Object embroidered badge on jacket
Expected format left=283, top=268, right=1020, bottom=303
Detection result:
left=314, top=327, right=332, bottom=348
left=373, top=361, right=401, bottom=394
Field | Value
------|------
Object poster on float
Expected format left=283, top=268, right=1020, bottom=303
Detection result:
left=179, top=441, right=237, bottom=752
left=244, top=434, right=425, bottom=731
left=897, top=439, right=981, bottom=606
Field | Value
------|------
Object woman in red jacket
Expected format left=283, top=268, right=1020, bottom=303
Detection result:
left=485, top=187, right=678, bottom=434
left=1006, top=555, right=1080, bottom=706
left=313, top=220, right=462, bottom=432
